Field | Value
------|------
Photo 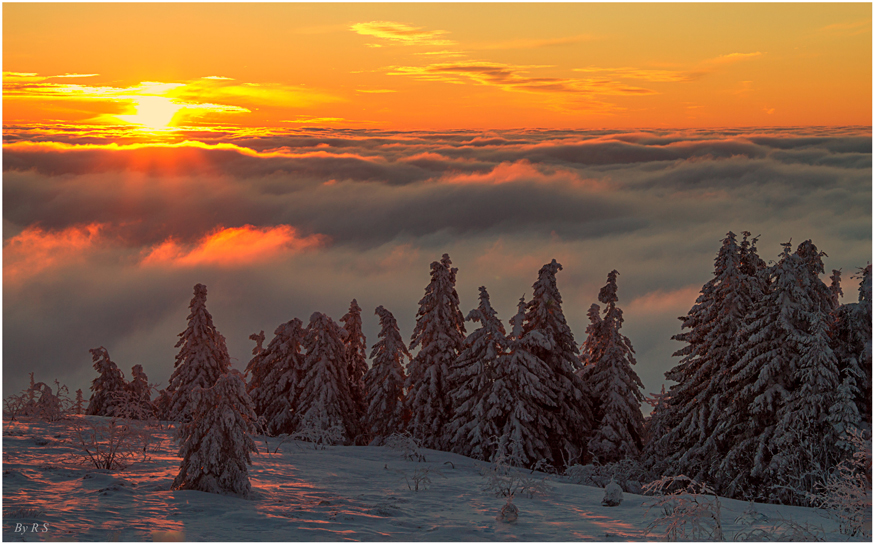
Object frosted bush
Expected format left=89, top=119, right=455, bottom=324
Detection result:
left=643, top=475, right=724, bottom=542
left=291, top=409, right=345, bottom=449
left=810, top=428, right=872, bottom=538
left=385, top=431, right=426, bottom=462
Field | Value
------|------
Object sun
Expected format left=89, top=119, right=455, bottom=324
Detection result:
left=117, top=96, right=183, bottom=130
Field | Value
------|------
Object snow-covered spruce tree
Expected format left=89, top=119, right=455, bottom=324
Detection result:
left=167, top=284, right=231, bottom=422
left=172, top=369, right=258, bottom=498
left=406, top=254, right=467, bottom=450
left=832, top=265, right=872, bottom=428
left=579, top=270, right=646, bottom=464
left=296, top=312, right=360, bottom=443
left=717, top=240, right=846, bottom=504
left=364, top=306, right=410, bottom=442
left=244, top=330, right=266, bottom=414
left=447, top=286, right=508, bottom=460
left=487, top=297, right=558, bottom=467
left=521, top=259, right=593, bottom=468
left=341, top=299, right=369, bottom=427
left=124, top=364, right=155, bottom=420
left=647, top=232, right=766, bottom=481
left=74, top=389, right=86, bottom=415
left=251, top=319, right=306, bottom=436
left=86, top=346, right=127, bottom=417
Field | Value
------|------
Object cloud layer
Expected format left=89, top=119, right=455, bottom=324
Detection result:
left=3, top=127, right=871, bottom=403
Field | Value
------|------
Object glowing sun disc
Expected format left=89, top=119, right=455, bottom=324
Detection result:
left=117, top=96, right=183, bottom=129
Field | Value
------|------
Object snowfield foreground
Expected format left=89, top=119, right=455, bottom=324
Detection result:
left=2, top=416, right=863, bottom=542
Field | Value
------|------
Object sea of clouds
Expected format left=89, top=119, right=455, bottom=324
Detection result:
left=3, top=126, right=871, bottom=403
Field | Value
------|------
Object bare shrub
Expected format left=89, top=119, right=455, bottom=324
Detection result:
left=67, top=417, right=152, bottom=470
left=402, top=467, right=442, bottom=491
left=733, top=517, right=826, bottom=542
left=565, top=458, right=653, bottom=493
left=4, top=507, right=45, bottom=519
left=643, top=475, right=724, bottom=542
left=479, top=450, right=551, bottom=500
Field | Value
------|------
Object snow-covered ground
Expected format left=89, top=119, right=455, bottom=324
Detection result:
left=1, top=416, right=862, bottom=541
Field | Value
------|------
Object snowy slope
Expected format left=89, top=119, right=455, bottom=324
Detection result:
left=2, top=416, right=860, bottom=541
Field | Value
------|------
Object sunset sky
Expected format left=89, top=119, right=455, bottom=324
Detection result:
left=3, top=3, right=872, bottom=402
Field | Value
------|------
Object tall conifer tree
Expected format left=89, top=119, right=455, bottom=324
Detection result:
left=447, top=286, right=508, bottom=459
left=251, top=319, right=306, bottom=436
left=406, top=254, right=466, bottom=450
left=522, top=259, right=593, bottom=467
left=341, top=299, right=369, bottom=425
left=167, top=284, right=230, bottom=422
left=297, top=312, right=360, bottom=442
left=580, top=270, right=646, bottom=463
left=364, top=306, right=410, bottom=442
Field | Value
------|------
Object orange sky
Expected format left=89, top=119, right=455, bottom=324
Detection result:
left=3, top=3, right=872, bottom=131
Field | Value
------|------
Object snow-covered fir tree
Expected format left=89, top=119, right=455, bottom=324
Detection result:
left=125, top=364, right=155, bottom=419
left=647, top=232, right=766, bottom=480
left=250, top=319, right=306, bottom=436
left=74, top=389, right=86, bottom=415
left=86, top=346, right=127, bottom=417
left=296, top=312, right=360, bottom=442
left=172, top=370, right=258, bottom=498
left=406, top=254, right=467, bottom=450
left=487, top=297, right=558, bottom=467
left=579, top=270, right=646, bottom=464
left=244, top=330, right=267, bottom=410
left=364, top=306, right=410, bottom=442
left=832, top=265, right=872, bottom=428
left=166, top=284, right=231, bottom=422
left=521, top=259, right=593, bottom=468
left=447, top=286, right=508, bottom=460
left=341, top=299, right=369, bottom=425
left=716, top=240, right=847, bottom=504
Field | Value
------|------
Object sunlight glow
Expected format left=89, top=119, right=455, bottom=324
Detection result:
left=117, top=96, right=183, bottom=129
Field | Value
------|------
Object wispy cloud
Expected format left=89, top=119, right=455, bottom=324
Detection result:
left=350, top=21, right=456, bottom=47
left=355, top=89, right=397, bottom=94
left=706, top=52, right=763, bottom=65
left=202, top=75, right=234, bottom=80
left=574, top=67, right=703, bottom=83
left=470, top=34, right=596, bottom=50
left=387, top=61, right=656, bottom=96
left=820, top=18, right=871, bottom=36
